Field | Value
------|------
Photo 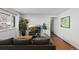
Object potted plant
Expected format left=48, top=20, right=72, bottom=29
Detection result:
left=42, top=23, right=47, bottom=34
left=42, top=23, right=47, bottom=30
left=19, top=17, right=29, bottom=36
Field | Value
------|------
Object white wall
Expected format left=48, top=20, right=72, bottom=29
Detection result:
left=54, top=8, right=79, bottom=49
left=22, top=14, right=54, bottom=36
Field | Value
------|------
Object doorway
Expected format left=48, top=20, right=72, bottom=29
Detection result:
left=50, top=17, right=55, bottom=36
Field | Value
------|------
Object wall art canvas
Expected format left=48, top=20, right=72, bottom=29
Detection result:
left=61, top=16, right=70, bottom=28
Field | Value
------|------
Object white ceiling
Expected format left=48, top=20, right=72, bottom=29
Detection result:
left=13, top=8, right=69, bottom=15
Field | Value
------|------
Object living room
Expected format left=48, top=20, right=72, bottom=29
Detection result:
left=0, top=8, right=79, bottom=50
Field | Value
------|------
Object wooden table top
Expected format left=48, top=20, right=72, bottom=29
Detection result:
left=16, top=36, right=32, bottom=39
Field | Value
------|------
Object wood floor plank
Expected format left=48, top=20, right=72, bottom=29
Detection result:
left=51, top=35, right=77, bottom=50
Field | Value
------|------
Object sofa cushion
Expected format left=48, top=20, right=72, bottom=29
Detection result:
left=32, top=37, right=50, bottom=45
left=13, top=38, right=32, bottom=45
left=0, top=38, right=13, bottom=45
left=41, top=33, right=50, bottom=39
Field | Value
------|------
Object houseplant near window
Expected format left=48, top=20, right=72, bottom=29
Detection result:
left=42, top=23, right=47, bottom=30
left=42, top=23, right=47, bottom=35
left=19, top=17, right=29, bottom=36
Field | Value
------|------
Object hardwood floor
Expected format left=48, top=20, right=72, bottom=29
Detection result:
left=51, top=35, right=77, bottom=50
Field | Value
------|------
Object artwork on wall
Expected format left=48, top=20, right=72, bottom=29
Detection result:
left=61, top=16, right=70, bottom=28
left=0, top=13, right=7, bottom=22
left=0, top=12, right=14, bottom=27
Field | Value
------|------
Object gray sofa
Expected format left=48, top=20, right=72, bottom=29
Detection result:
left=0, top=34, right=56, bottom=50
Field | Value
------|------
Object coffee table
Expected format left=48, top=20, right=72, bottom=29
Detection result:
left=15, top=36, right=33, bottom=45
left=16, top=36, right=32, bottom=39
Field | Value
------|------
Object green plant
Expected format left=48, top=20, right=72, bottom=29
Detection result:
left=42, top=23, right=47, bottom=30
left=19, top=17, right=29, bottom=36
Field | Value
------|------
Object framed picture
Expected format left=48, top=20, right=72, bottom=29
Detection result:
left=61, top=16, right=70, bottom=28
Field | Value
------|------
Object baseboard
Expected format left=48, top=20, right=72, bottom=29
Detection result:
left=54, top=34, right=78, bottom=50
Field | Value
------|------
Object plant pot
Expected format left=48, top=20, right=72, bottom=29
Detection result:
left=22, top=31, right=26, bottom=36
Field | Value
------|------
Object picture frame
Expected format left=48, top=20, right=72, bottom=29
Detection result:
left=61, top=16, right=70, bottom=28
